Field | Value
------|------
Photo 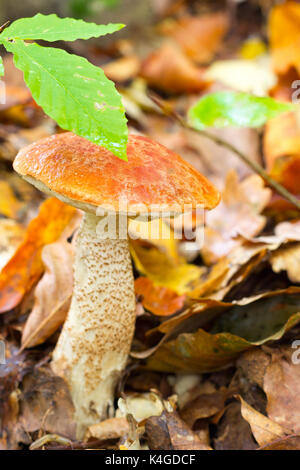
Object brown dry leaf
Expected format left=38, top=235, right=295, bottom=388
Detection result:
left=19, top=367, right=76, bottom=440
left=140, top=43, right=207, bottom=93
left=146, top=287, right=300, bottom=373
left=21, top=240, right=74, bottom=349
left=134, top=277, right=185, bottom=316
left=180, top=391, right=226, bottom=427
left=0, top=181, right=23, bottom=218
left=0, top=219, right=25, bottom=271
left=0, top=198, right=78, bottom=314
left=237, top=396, right=287, bottom=447
left=203, top=171, right=271, bottom=263
left=102, top=55, right=140, bottom=82
left=271, top=242, right=300, bottom=283
left=0, top=86, right=37, bottom=126
left=259, top=435, right=300, bottom=450
left=269, top=1, right=300, bottom=76
left=161, top=12, right=229, bottom=64
left=183, top=125, right=261, bottom=182
left=85, top=417, right=129, bottom=441
left=214, top=402, right=257, bottom=450
left=145, top=410, right=211, bottom=450
left=264, top=348, right=300, bottom=434
left=264, top=112, right=300, bottom=194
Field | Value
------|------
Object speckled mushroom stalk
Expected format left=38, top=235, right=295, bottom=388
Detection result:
left=51, top=212, right=135, bottom=437
left=13, top=132, right=220, bottom=439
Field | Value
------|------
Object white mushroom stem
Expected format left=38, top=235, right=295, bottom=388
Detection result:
left=51, top=212, right=136, bottom=439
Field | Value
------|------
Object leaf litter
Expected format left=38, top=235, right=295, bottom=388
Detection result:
left=2, top=0, right=300, bottom=451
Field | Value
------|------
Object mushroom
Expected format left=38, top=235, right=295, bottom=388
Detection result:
left=13, top=133, right=220, bottom=437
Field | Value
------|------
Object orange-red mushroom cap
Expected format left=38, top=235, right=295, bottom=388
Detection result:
left=13, top=133, right=220, bottom=214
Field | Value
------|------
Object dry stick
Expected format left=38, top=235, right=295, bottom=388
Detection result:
left=151, top=95, right=300, bottom=212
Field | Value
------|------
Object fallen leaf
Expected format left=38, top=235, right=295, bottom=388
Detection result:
left=85, top=417, right=129, bottom=441
left=162, top=12, right=229, bottom=64
left=264, top=348, right=300, bottom=434
left=271, top=242, right=300, bottom=283
left=188, top=257, right=230, bottom=298
left=259, top=434, right=300, bottom=450
left=0, top=198, right=78, bottom=314
left=146, top=287, right=300, bottom=373
left=237, top=396, right=286, bottom=447
left=264, top=112, right=300, bottom=194
left=0, top=219, right=25, bottom=271
left=145, top=410, right=211, bottom=450
left=269, top=1, right=300, bottom=76
left=140, top=43, right=207, bottom=93
left=203, top=171, right=271, bottom=263
left=204, top=57, right=277, bottom=96
left=102, top=55, right=140, bottom=82
left=180, top=391, right=226, bottom=427
left=19, top=367, right=76, bottom=440
left=214, top=402, right=257, bottom=450
left=135, top=277, right=185, bottom=316
left=239, top=37, right=267, bottom=60
left=21, top=240, right=74, bottom=349
left=0, top=181, right=23, bottom=218
left=130, top=239, right=203, bottom=295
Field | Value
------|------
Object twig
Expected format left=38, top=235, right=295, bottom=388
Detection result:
left=0, top=21, right=10, bottom=34
left=150, top=94, right=300, bottom=212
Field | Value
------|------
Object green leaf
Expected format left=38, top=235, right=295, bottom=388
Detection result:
left=5, top=40, right=127, bottom=159
left=0, top=56, right=4, bottom=77
left=0, top=13, right=124, bottom=42
left=188, top=91, right=295, bottom=130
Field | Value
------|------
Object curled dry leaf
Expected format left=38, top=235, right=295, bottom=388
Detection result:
left=145, top=410, right=212, bottom=450
left=180, top=391, right=226, bottom=427
left=214, top=402, right=257, bottom=450
left=146, top=287, right=300, bottom=373
left=271, top=243, right=300, bottom=283
left=0, top=198, right=78, bottom=314
left=263, top=348, right=300, bottom=434
left=21, top=240, right=74, bottom=349
left=259, top=434, right=300, bottom=450
left=135, top=277, right=185, bottom=316
left=161, top=12, right=229, bottom=64
left=237, top=396, right=287, bottom=447
left=140, top=43, right=207, bottom=93
left=203, top=171, right=271, bottom=264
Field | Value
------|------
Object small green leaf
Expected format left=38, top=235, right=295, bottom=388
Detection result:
left=0, top=56, right=4, bottom=77
left=0, top=13, right=124, bottom=42
left=5, top=40, right=127, bottom=159
left=188, top=91, right=295, bottom=130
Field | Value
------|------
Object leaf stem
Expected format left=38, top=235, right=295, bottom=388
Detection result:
left=151, top=94, right=300, bottom=212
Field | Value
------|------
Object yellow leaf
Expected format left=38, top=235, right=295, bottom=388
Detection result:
left=130, top=239, right=203, bottom=295
left=0, top=181, right=23, bottom=218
